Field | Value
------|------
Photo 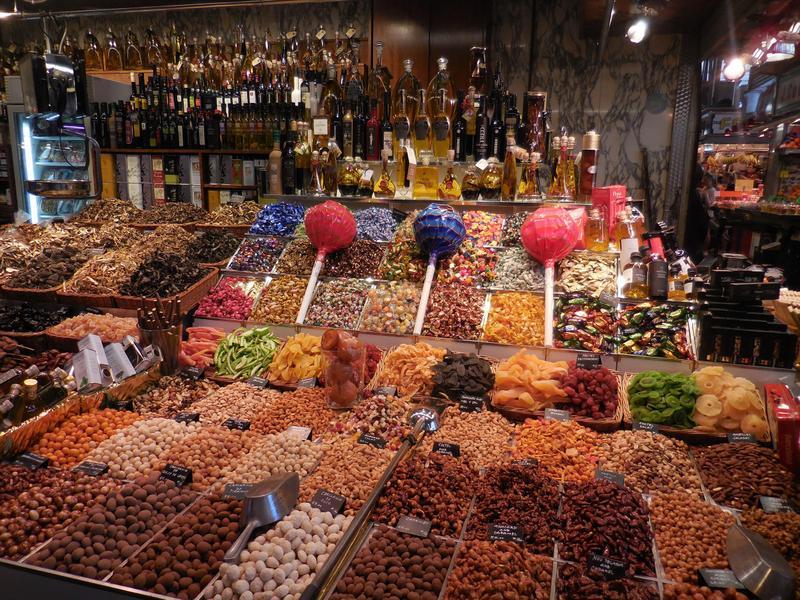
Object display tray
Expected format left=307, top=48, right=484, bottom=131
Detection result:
left=0, top=328, right=48, bottom=351
left=0, top=283, right=62, bottom=303
left=43, top=328, right=138, bottom=353
left=113, top=269, right=219, bottom=312
left=55, top=288, right=116, bottom=309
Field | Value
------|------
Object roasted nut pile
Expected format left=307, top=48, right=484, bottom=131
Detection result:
left=431, top=352, right=494, bottom=399
left=465, top=463, right=559, bottom=553
left=250, top=275, right=306, bottom=324
left=739, top=509, right=800, bottom=581
left=326, top=393, right=412, bottom=450
left=373, top=453, right=474, bottom=538
left=250, top=387, right=337, bottom=436
left=375, top=342, right=446, bottom=397
left=28, top=473, right=195, bottom=579
left=598, top=430, right=703, bottom=496
left=423, top=407, right=513, bottom=469
left=190, top=383, right=281, bottom=424
left=274, top=238, right=316, bottom=275
left=219, top=433, right=324, bottom=486
left=559, top=479, right=655, bottom=576
left=663, top=583, right=748, bottom=600
left=557, top=564, right=659, bottom=600
left=331, top=524, right=456, bottom=600
left=483, top=291, right=545, bottom=345
left=556, top=363, right=619, bottom=419
left=323, top=240, right=386, bottom=278
left=300, top=437, right=392, bottom=515
left=444, top=540, right=552, bottom=600
left=0, top=465, right=60, bottom=504
left=207, top=504, right=353, bottom=600
left=202, top=202, right=261, bottom=225
left=85, top=417, right=202, bottom=480
left=422, top=285, right=486, bottom=340
left=359, top=281, right=420, bottom=334
left=650, top=492, right=735, bottom=583
left=228, top=236, right=286, bottom=272
left=693, top=444, right=798, bottom=509
left=513, top=419, right=601, bottom=483
left=305, top=279, right=369, bottom=329
left=62, top=249, right=144, bottom=295
left=132, top=375, right=219, bottom=417
left=29, top=409, right=142, bottom=467
left=557, top=252, right=616, bottom=296
left=109, top=495, right=242, bottom=599
left=0, top=472, right=120, bottom=560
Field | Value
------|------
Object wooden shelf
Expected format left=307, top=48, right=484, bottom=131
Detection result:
left=101, top=148, right=271, bottom=156
left=204, top=184, right=258, bottom=190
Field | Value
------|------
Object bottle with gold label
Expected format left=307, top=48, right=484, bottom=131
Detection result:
left=431, top=89, right=451, bottom=160
left=412, top=89, right=432, bottom=156
left=518, top=151, right=541, bottom=199
left=437, top=150, right=461, bottom=200
left=585, top=208, right=607, bottom=251
left=480, top=157, right=502, bottom=200
left=667, top=264, right=687, bottom=300
left=413, top=151, right=438, bottom=199
left=374, top=149, right=396, bottom=198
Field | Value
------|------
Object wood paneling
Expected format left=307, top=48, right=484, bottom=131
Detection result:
left=428, top=0, right=488, bottom=90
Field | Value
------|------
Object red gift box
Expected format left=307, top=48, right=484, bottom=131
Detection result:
left=764, top=383, right=800, bottom=475
left=592, top=185, right=627, bottom=239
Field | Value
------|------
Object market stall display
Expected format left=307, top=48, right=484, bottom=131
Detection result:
left=227, top=236, right=286, bottom=273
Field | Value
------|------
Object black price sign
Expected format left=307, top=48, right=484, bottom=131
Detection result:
left=310, top=489, right=346, bottom=515
left=13, top=452, right=49, bottom=470
left=727, top=432, right=756, bottom=444
left=588, top=553, right=627, bottom=578
left=459, top=395, right=485, bottom=413
left=223, top=483, right=254, bottom=499
left=512, top=458, right=539, bottom=468
left=286, top=426, right=312, bottom=440
left=632, top=421, right=660, bottom=434
left=544, top=408, right=571, bottom=422
left=488, top=523, right=525, bottom=543
left=759, top=496, right=796, bottom=514
left=174, top=412, right=200, bottom=424
left=396, top=515, right=432, bottom=538
left=247, top=376, right=269, bottom=388
left=103, top=398, right=135, bottom=412
left=223, top=418, right=251, bottom=431
left=595, top=468, right=625, bottom=487
left=698, top=569, right=745, bottom=589
left=357, top=432, right=387, bottom=449
left=159, top=464, right=193, bottom=486
left=181, top=366, right=205, bottom=380
left=297, top=377, right=317, bottom=388
left=72, top=461, right=109, bottom=476
left=374, top=386, right=397, bottom=396
left=576, top=352, right=602, bottom=370
left=432, top=442, right=461, bottom=458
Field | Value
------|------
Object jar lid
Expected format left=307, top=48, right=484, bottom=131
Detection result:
left=582, top=130, right=600, bottom=151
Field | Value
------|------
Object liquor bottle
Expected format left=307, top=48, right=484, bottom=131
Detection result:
left=373, top=148, right=396, bottom=198
left=489, top=90, right=504, bottom=158
left=338, top=156, right=359, bottom=196
left=431, top=89, right=451, bottom=160
left=367, top=41, right=391, bottom=118
left=269, top=129, right=283, bottom=194
left=667, top=264, right=687, bottom=301
left=517, top=152, right=540, bottom=199
left=365, top=98, right=380, bottom=161
left=524, top=91, right=547, bottom=156
left=354, top=97, right=366, bottom=158
left=584, top=208, right=607, bottom=251
left=501, top=144, right=516, bottom=201
left=331, top=98, right=343, bottom=151
left=85, top=30, right=103, bottom=71
left=321, top=62, right=341, bottom=118
left=647, top=249, right=669, bottom=300
left=114, top=102, right=125, bottom=148
left=323, top=146, right=338, bottom=196
left=565, top=136, right=577, bottom=197
left=480, top=156, right=502, bottom=199
left=392, top=89, right=411, bottom=161
left=578, top=130, right=600, bottom=200
left=452, top=90, right=467, bottom=161
left=295, top=122, right=311, bottom=194
left=437, top=149, right=461, bottom=200
left=505, top=93, right=519, bottom=141
left=282, top=124, right=297, bottom=194
left=104, top=28, right=123, bottom=71
left=380, top=91, right=393, bottom=161
left=474, top=95, right=489, bottom=161
left=356, top=157, right=374, bottom=197
left=342, top=100, right=354, bottom=157
left=413, top=151, right=438, bottom=199
left=99, top=103, right=109, bottom=148
left=393, top=58, right=420, bottom=124
left=198, top=110, right=207, bottom=148
left=469, top=47, right=489, bottom=97
left=622, top=252, right=648, bottom=299
left=345, top=61, right=364, bottom=105
left=516, top=93, right=528, bottom=148
left=427, top=57, right=456, bottom=121
left=412, top=89, right=431, bottom=156
left=310, top=150, right=325, bottom=196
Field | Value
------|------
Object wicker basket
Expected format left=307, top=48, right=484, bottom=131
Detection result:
left=0, top=283, right=62, bottom=303
left=56, top=287, right=115, bottom=309
left=113, top=268, right=219, bottom=312
left=0, top=393, right=83, bottom=459
left=0, top=329, right=48, bottom=352
left=44, top=328, right=137, bottom=353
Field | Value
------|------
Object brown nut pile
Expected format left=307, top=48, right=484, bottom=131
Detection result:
left=300, top=437, right=393, bottom=516
left=190, top=383, right=281, bottom=424
left=465, top=463, right=560, bottom=554
left=650, top=492, right=735, bottom=583
left=693, top=444, right=799, bottom=509
left=0, top=465, right=60, bottom=504
left=557, top=563, right=659, bottom=600
left=559, top=479, right=655, bottom=576
left=444, top=540, right=552, bottom=599
left=108, top=495, right=242, bottom=599
left=598, top=430, right=703, bottom=496
left=28, top=473, right=195, bottom=579
left=739, top=508, right=800, bottom=581
left=663, top=583, right=749, bottom=600
left=156, top=425, right=261, bottom=490
left=422, top=407, right=514, bottom=469
left=133, top=375, right=219, bottom=417
left=331, top=524, right=456, bottom=600
left=372, top=453, right=475, bottom=538
left=250, top=387, right=338, bottom=436
left=0, top=473, right=120, bottom=560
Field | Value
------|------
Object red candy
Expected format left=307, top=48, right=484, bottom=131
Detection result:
left=556, top=363, right=619, bottom=419
left=196, top=277, right=257, bottom=320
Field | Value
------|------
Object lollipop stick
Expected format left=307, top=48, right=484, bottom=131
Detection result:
left=544, top=262, right=555, bottom=347
left=413, top=256, right=437, bottom=335
left=296, top=258, right=325, bottom=325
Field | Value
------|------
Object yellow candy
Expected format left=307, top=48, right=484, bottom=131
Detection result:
left=269, top=333, right=323, bottom=384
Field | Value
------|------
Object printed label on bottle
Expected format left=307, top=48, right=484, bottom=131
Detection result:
left=455, top=137, right=462, bottom=157
left=240, top=90, right=248, bottom=105
left=382, top=132, right=393, bottom=158
left=249, top=90, right=256, bottom=104
left=313, top=117, right=329, bottom=136
left=177, top=127, right=184, bottom=148
left=198, top=125, right=205, bottom=147
left=433, top=119, right=449, bottom=141
left=301, top=91, right=310, bottom=107
left=632, top=269, right=646, bottom=284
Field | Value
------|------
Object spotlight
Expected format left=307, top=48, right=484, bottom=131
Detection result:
left=626, top=17, right=649, bottom=44
left=722, top=57, right=746, bottom=81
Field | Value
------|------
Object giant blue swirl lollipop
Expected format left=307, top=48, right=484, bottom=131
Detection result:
left=412, top=204, right=466, bottom=335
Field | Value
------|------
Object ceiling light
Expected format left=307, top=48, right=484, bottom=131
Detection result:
left=723, top=57, right=746, bottom=81
left=626, top=17, right=649, bottom=44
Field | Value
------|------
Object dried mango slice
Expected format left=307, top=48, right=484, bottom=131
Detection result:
left=695, top=394, right=723, bottom=417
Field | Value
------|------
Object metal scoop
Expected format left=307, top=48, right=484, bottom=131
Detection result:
left=728, top=523, right=796, bottom=600
left=224, top=472, right=300, bottom=563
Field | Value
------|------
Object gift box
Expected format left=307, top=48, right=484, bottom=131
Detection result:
left=765, top=383, right=800, bottom=475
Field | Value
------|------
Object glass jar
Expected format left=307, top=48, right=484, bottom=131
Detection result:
left=585, top=208, right=607, bottom=251
left=480, top=157, right=502, bottom=200
left=338, top=156, right=359, bottom=196
left=461, top=165, right=481, bottom=199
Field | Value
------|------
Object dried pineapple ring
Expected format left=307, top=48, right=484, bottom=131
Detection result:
left=748, top=393, right=765, bottom=413
left=723, top=387, right=750, bottom=411
left=733, top=377, right=756, bottom=390
left=693, top=373, right=724, bottom=397
left=741, top=414, right=769, bottom=440
left=695, top=394, right=723, bottom=417
left=719, top=417, right=741, bottom=430
left=721, top=400, right=748, bottom=421
left=692, top=412, right=719, bottom=428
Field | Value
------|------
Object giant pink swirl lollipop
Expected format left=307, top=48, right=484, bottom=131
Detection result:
left=296, top=200, right=357, bottom=324
left=521, top=206, right=581, bottom=346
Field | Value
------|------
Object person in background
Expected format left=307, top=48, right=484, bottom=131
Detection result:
left=685, top=165, right=710, bottom=263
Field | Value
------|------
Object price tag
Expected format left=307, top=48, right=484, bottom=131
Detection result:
left=459, top=395, right=485, bottom=413
left=222, top=418, right=251, bottom=431
left=174, top=412, right=200, bottom=424
left=727, top=432, right=756, bottom=443
left=698, top=569, right=745, bottom=589
left=181, top=366, right=205, bottom=380
left=72, top=461, right=109, bottom=476
left=104, top=398, right=135, bottom=412
left=576, top=352, right=602, bottom=370
left=13, top=452, right=49, bottom=470
left=512, top=458, right=539, bottom=468
left=223, top=483, right=254, bottom=499
left=632, top=421, right=660, bottom=434
left=588, top=553, right=627, bottom=578
left=357, top=432, right=387, bottom=449
left=544, top=408, right=571, bottom=422
left=374, top=386, right=397, bottom=396
left=396, top=515, right=432, bottom=538
left=247, top=376, right=269, bottom=388
left=475, top=158, right=489, bottom=171
left=595, top=468, right=625, bottom=487
left=296, top=377, right=317, bottom=388
left=286, top=426, right=312, bottom=440
left=432, top=442, right=460, bottom=458
left=310, top=489, right=346, bottom=515
left=488, top=524, right=525, bottom=543
left=159, top=464, right=193, bottom=487
left=316, top=28, right=326, bottom=40
left=759, top=496, right=796, bottom=514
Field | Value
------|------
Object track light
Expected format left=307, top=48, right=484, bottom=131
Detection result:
left=626, top=17, right=649, bottom=44
left=722, top=57, right=745, bottom=81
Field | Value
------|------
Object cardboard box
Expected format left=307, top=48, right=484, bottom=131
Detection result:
left=765, top=384, right=800, bottom=475
left=591, top=185, right=627, bottom=238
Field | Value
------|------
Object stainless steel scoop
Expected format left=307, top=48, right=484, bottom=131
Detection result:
left=224, top=472, right=300, bottom=563
left=728, top=523, right=796, bottom=600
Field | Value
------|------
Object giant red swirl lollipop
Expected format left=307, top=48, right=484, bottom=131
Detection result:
left=296, top=200, right=357, bottom=324
left=521, top=206, right=581, bottom=346
left=412, top=204, right=466, bottom=335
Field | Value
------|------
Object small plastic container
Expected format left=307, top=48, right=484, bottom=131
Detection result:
left=321, top=329, right=366, bottom=409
